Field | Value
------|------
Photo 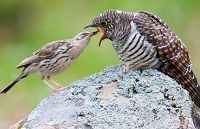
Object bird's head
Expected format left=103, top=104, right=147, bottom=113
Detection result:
left=84, top=10, right=131, bottom=47
left=73, top=31, right=98, bottom=42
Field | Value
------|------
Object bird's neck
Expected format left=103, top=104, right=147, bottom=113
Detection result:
left=111, top=22, right=133, bottom=52
left=111, top=13, right=135, bottom=50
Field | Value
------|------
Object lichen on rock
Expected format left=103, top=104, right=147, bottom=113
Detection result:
left=11, top=65, right=199, bottom=129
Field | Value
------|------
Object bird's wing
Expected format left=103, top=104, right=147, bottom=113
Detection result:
left=16, top=42, right=58, bottom=69
left=134, top=11, right=200, bottom=107
left=134, top=11, right=192, bottom=83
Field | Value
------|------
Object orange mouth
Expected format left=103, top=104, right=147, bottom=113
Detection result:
left=97, top=27, right=105, bottom=47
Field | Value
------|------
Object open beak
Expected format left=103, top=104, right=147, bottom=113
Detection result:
left=97, top=27, right=105, bottom=47
left=84, top=23, right=105, bottom=47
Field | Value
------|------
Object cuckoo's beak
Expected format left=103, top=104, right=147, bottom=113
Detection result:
left=84, top=23, right=105, bottom=47
left=84, top=23, right=95, bottom=29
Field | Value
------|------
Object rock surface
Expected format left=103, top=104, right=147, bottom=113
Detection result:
left=10, top=65, right=199, bottom=129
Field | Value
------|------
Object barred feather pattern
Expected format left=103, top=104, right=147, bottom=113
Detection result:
left=133, top=11, right=200, bottom=107
left=86, top=10, right=200, bottom=107
left=116, top=21, right=160, bottom=72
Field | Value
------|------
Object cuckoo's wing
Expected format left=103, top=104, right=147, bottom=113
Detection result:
left=134, top=11, right=200, bottom=107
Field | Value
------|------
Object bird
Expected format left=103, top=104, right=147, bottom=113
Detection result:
left=1, top=31, right=98, bottom=94
left=84, top=9, right=200, bottom=108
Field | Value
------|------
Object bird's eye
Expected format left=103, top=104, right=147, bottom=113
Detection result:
left=101, top=21, right=107, bottom=27
left=82, top=33, right=87, bottom=36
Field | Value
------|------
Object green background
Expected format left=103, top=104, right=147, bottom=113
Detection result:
left=0, top=0, right=199, bottom=128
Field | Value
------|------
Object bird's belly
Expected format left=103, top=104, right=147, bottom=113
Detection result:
left=46, top=63, right=69, bottom=76
left=115, top=34, right=159, bottom=72
left=38, top=57, right=71, bottom=76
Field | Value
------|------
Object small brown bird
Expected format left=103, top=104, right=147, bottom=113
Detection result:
left=85, top=10, right=200, bottom=107
left=1, top=31, right=98, bottom=93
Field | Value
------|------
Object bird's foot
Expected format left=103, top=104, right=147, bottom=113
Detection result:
left=53, top=86, right=65, bottom=93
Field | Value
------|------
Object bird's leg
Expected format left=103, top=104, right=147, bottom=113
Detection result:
left=41, top=77, right=57, bottom=92
left=47, top=76, right=63, bottom=88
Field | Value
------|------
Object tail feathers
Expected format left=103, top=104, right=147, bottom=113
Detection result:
left=159, top=65, right=200, bottom=108
left=173, top=71, right=200, bottom=108
left=190, top=84, right=200, bottom=108
left=1, top=73, right=27, bottom=94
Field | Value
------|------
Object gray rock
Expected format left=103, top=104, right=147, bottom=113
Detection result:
left=10, top=65, right=199, bottom=129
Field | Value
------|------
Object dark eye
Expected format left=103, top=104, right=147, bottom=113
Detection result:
left=82, top=33, right=87, bottom=36
left=101, top=21, right=107, bottom=27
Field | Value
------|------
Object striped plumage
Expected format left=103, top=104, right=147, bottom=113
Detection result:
left=85, top=10, right=200, bottom=107
left=1, top=31, right=97, bottom=94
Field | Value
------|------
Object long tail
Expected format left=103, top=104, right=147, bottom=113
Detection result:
left=174, top=70, right=200, bottom=108
left=1, top=72, right=28, bottom=94
left=159, top=64, right=200, bottom=107
left=190, top=84, right=200, bottom=108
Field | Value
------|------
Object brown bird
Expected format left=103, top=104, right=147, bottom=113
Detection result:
left=85, top=10, right=200, bottom=107
left=1, top=31, right=98, bottom=94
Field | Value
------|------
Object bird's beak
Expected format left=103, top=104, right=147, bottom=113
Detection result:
left=92, top=30, right=99, bottom=35
left=84, top=23, right=105, bottom=47
left=84, top=23, right=95, bottom=29
left=88, top=30, right=99, bottom=37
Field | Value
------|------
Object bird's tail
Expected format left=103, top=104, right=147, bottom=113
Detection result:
left=176, top=71, right=200, bottom=108
left=1, top=72, right=27, bottom=94
left=177, top=71, right=200, bottom=108
left=191, top=84, right=200, bottom=108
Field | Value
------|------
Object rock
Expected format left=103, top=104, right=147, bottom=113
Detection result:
left=11, top=65, right=199, bottom=129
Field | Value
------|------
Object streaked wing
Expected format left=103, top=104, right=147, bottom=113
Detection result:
left=16, top=41, right=60, bottom=69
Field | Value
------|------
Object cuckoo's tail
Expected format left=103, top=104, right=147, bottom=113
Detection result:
left=173, top=70, right=200, bottom=108
left=190, top=84, right=200, bottom=108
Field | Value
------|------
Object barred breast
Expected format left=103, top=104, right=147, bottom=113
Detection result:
left=115, top=21, right=160, bottom=72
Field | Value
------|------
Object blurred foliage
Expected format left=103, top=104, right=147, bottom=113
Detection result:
left=0, top=0, right=200, bottom=128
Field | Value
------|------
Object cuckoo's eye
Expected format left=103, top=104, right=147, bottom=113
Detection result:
left=101, top=21, right=108, bottom=27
